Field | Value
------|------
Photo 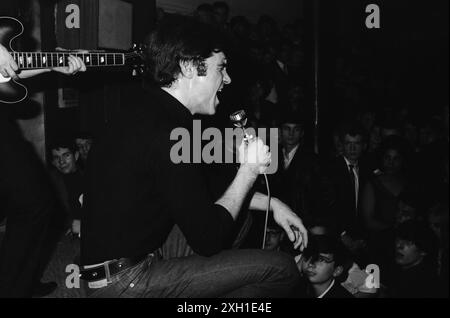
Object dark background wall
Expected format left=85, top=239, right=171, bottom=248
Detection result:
left=302, top=0, right=449, bottom=153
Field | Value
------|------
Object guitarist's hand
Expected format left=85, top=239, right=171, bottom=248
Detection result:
left=0, top=44, right=19, bottom=79
left=52, top=54, right=86, bottom=75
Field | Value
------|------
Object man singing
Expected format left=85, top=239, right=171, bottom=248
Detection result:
left=81, top=15, right=307, bottom=298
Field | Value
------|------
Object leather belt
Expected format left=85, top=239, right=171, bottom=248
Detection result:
left=80, top=255, right=148, bottom=283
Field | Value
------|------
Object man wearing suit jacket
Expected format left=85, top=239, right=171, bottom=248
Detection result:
left=327, top=123, right=371, bottom=239
left=272, top=114, right=335, bottom=225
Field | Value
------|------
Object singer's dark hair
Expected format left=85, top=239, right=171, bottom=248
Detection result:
left=145, top=14, right=228, bottom=88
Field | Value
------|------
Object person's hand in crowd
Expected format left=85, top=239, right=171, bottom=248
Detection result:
left=271, top=198, right=308, bottom=251
left=239, top=137, right=271, bottom=175
left=0, top=44, right=19, bottom=79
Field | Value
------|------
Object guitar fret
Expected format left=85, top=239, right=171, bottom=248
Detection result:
left=84, top=54, right=91, bottom=66
left=26, top=53, right=32, bottom=68
left=19, top=53, right=24, bottom=68
left=52, top=53, right=58, bottom=68
left=107, top=53, right=115, bottom=65
left=115, top=54, right=124, bottom=65
left=92, top=54, right=98, bottom=66
left=76, top=53, right=83, bottom=64
left=36, top=53, right=42, bottom=68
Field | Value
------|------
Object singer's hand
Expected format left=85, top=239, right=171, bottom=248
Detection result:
left=238, top=137, right=271, bottom=175
left=271, top=198, right=308, bottom=251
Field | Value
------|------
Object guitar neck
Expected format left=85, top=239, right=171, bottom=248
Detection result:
left=9, top=51, right=126, bottom=70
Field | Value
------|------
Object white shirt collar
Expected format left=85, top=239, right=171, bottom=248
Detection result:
left=318, top=279, right=335, bottom=298
left=283, top=145, right=299, bottom=169
left=343, top=156, right=358, bottom=169
left=276, top=60, right=288, bottom=74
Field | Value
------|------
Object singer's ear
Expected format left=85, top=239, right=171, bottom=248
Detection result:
left=179, top=61, right=195, bottom=79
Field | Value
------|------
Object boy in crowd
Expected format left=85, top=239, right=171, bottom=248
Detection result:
left=263, top=222, right=285, bottom=251
left=295, top=235, right=354, bottom=298
left=49, top=140, right=85, bottom=237
left=390, top=220, right=441, bottom=298
left=74, top=132, right=93, bottom=168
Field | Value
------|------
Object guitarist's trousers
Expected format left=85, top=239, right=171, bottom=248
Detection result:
left=0, top=114, right=63, bottom=297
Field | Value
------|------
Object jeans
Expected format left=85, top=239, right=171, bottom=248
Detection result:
left=87, top=249, right=300, bottom=298
left=85, top=225, right=300, bottom=298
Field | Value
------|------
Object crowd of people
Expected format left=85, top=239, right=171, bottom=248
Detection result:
left=0, top=2, right=448, bottom=298
left=175, top=2, right=448, bottom=298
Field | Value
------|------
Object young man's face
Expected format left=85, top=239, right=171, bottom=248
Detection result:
left=342, top=134, right=365, bottom=162
left=303, top=253, right=340, bottom=284
left=360, top=112, right=375, bottom=131
left=396, top=201, right=416, bottom=224
left=395, top=239, right=425, bottom=268
left=214, top=7, right=228, bottom=25
left=52, top=147, right=78, bottom=174
left=382, top=149, right=403, bottom=174
left=428, top=213, right=442, bottom=239
left=281, top=123, right=303, bottom=148
left=75, top=138, right=92, bottom=161
left=264, top=228, right=284, bottom=251
left=190, top=52, right=231, bottom=115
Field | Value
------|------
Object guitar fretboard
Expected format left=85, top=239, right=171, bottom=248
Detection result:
left=9, top=52, right=126, bottom=69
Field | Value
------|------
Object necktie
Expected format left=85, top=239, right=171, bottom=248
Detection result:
left=348, top=164, right=357, bottom=211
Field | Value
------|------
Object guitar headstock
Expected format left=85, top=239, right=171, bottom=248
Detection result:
left=127, top=43, right=147, bottom=77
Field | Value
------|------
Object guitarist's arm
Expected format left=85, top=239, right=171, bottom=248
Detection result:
left=0, top=44, right=86, bottom=79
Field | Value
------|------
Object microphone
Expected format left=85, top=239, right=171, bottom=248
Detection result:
left=229, top=110, right=248, bottom=128
left=229, top=109, right=271, bottom=250
left=229, top=110, right=251, bottom=143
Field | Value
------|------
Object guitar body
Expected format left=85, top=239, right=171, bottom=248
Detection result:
left=0, top=16, right=28, bottom=104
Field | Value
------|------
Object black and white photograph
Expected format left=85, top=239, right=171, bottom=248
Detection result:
left=0, top=0, right=448, bottom=303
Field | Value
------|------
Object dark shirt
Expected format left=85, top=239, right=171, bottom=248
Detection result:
left=0, top=110, right=56, bottom=221
left=326, top=156, right=371, bottom=236
left=50, top=169, right=85, bottom=222
left=390, top=262, right=440, bottom=298
left=81, top=87, right=235, bottom=265
left=0, top=109, right=59, bottom=297
left=294, top=278, right=354, bottom=298
left=271, top=146, right=335, bottom=223
left=322, top=282, right=354, bottom=298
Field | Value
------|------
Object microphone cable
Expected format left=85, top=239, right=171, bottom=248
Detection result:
left=230, top=110, right=271, bottom=250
